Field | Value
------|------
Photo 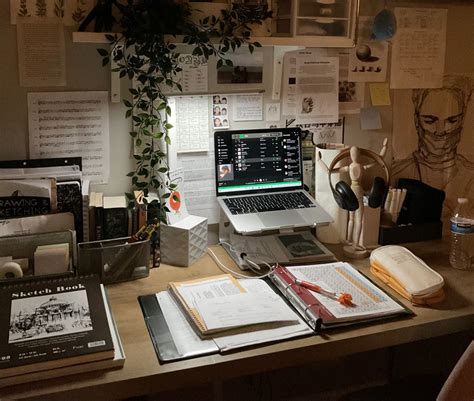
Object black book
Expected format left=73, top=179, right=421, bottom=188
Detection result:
left=0, top=275, right=114, bottom=378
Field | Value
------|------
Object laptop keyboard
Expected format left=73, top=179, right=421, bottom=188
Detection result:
left=223, top=192, right=316, bottom=215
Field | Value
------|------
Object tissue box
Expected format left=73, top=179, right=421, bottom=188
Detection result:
left=161, top=215, right=208, bottom=267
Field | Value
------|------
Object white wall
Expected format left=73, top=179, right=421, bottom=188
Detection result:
left=0, top=0, right=472, bottom=196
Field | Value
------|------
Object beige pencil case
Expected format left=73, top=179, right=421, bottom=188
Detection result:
left=370, top=245, right=445, bottom=305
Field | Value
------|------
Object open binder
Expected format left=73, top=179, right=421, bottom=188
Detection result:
left=270, top=263, right=412, bottom=329
left=139, top=264, right=411, bottom=363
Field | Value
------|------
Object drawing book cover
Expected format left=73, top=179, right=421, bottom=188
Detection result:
left=0, top=275, right=113, bottom=377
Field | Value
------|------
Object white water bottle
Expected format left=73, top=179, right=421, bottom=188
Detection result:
left=449, top=198, right=474, bottom=270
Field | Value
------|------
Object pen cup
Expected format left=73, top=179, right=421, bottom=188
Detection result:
left=78, top=237, right=150, bottom=283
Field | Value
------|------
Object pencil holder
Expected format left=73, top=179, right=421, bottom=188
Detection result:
left=77, top=237, right=150, bottom=283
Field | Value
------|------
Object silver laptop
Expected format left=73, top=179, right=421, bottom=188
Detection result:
left=214, top=127, right=332, bottom=235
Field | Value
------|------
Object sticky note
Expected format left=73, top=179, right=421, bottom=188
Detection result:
left=360, top=107, right=382, bottom=130
left=369, top=83, right=391, bottom=106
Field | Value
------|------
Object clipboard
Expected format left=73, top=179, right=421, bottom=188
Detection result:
left=138, top=294, right=219, bottom=363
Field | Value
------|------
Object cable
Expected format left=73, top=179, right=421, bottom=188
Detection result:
left=207, top=245, right=276, bottom=280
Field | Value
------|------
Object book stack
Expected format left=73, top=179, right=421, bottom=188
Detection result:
left=0, top=275, right=124, bottom=387
left=0, top=158, right=89, bottom=243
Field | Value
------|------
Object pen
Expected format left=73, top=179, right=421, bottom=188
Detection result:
left=294, top=279, right=354, bottom=306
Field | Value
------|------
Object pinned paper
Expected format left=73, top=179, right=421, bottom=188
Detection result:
left=369, top=83, right=391, bottom=106
left=360, top=107, right=382, bottom=130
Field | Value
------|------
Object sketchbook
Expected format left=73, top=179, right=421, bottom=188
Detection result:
left=270, top=263, right=411, bottom=330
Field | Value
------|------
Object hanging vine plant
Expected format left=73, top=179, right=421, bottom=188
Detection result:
left=94, top=0, right=271, bottom=223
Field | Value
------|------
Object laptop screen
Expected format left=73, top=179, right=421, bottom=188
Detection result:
left=214, top=127, right=304, bottom=197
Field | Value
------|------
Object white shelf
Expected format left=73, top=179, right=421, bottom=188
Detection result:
left=73, top=31, right=355, bottom=48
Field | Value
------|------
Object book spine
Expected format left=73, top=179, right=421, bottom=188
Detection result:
left=95, top=206, right=103, bottom=241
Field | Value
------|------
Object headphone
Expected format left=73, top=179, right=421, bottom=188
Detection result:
left=328, top=148, right=390, bottom=212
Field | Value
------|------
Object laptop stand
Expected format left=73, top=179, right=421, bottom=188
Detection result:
left=218, top=208, right=335, bottom=271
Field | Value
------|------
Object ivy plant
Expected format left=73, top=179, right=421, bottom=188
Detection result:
left=97, top=0, right=271, bottom=223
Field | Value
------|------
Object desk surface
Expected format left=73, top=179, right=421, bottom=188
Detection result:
left=2, top=240, right=473, bottom=401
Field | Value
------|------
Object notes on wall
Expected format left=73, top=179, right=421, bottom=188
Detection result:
left=17, top=18, right=66, bottom=87
left=282, top=50, right=339, bottom=123
left=390, top=8, right=447, bottom=89
left=28, top=91, right=110, bottom=184
left=233, top=94, right=263, bottom=122
left=168, top=97, right=210, bottom=152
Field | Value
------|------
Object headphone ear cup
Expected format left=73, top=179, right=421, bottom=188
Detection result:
left=334, top=181, right=359, bottom=211
left=368, top=176, right=387, bottom=208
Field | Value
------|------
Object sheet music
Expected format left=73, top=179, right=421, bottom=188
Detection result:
left=17, top=17, right=66, bottom=87
left=28, top=91, right=110, bottom=184
left=390, top=8, right=447, bottom=89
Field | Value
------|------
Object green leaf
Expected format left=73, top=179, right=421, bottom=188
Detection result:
left=97, top=48, right=108, bottom=57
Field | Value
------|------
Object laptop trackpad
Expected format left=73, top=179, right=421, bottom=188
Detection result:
left=259, top=211, right=305, bottom=228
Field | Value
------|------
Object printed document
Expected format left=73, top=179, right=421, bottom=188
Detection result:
left=390, top=8, right=447, bottom=89
left=289, top=263, right=405, bottom=321
left=282, top=50, right=339, bottom=123
left=17, top=18, right=66, bottom=87
left=195, top=293, right=298, bottom=330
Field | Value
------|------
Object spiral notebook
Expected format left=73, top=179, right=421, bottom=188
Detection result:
left=0, top=274, right=115, bottom=378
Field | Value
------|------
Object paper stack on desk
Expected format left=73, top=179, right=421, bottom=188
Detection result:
left=139, top=274, right=313, bottom=362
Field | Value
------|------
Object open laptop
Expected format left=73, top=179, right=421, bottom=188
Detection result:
left=214, top=127, right=332, bottom=235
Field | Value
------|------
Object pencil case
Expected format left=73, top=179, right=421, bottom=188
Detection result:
left=369, top=245, right=445, bottom=305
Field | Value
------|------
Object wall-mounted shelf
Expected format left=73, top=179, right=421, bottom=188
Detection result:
left=73, top=31, right=355, bottom=48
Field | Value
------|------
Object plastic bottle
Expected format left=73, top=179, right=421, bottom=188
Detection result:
left=449, top=198, right=474, bottom=270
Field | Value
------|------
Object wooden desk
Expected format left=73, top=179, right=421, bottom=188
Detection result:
left=2, top=240, right=473, bottom=401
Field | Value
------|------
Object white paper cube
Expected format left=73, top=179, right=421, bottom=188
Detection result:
left=160, top=215, right=208, bottom=267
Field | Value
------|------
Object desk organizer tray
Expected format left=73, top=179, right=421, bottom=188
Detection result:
left=0, top=230, right=76, bottom=283
left=78, top=237, right=150, bottom=284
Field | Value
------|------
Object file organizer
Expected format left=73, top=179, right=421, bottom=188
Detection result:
left=78, top=237, right=150, bottom=284
left=0, top=230, right=76, bottom=282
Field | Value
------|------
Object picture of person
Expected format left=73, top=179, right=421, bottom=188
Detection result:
left=391, top=75, right=474, bottom=222
left=214, top=117, right=223, bottom=128
left=213, top=95, right=221, bottom=104
left=221, top=107, right=227, bottom=116
left=221, top=97, right=228, bottom=104
left=222, top=119, right=229, bottom=127
left=302, top=97, right=313, bottom=114
left=213, top=105, right=221, bottom=116
left=219, top=164, right=233, bottom=181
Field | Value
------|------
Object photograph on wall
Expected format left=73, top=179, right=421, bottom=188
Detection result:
left=216, top=50, right=263, bottom=84
left=212, top=94, right=230, bottom=129
left=392, top=74, right=474, bottom=226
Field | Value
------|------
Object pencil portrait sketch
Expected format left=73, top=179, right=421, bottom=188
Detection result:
left=392, top=75, right=474, bottom=222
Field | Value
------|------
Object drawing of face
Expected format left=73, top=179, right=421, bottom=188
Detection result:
left=302, top=97, right=313, bottom=114
left=416, top=89, right=464, bottom=158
